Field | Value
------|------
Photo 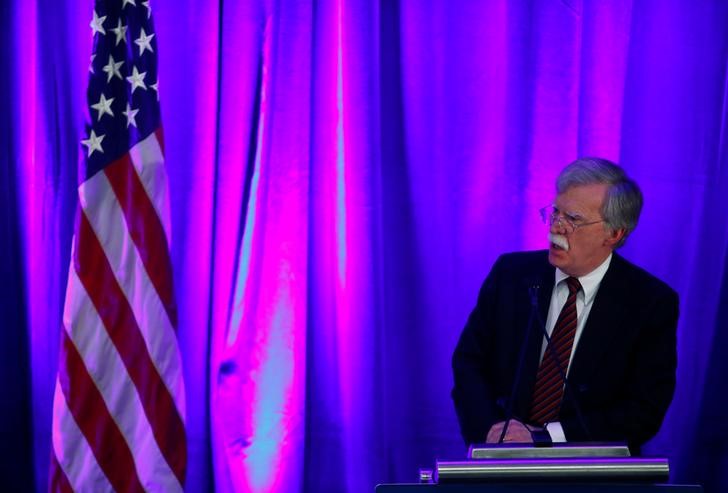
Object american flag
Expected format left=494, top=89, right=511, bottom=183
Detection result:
left=50, top=1, right=186, bottom=491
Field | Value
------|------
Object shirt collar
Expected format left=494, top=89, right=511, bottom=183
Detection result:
left=554, top=253, right=613, bottom=305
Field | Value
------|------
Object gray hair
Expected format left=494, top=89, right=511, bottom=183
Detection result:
left=557, top=157, right=643, bottom=248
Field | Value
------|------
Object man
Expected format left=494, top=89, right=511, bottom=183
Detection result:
left=452, top=157, right=678, bottom=452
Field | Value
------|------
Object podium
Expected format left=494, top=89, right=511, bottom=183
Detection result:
left=375, top=444, right=702, bottom=492
left=376, top=485, right=701, bottom=492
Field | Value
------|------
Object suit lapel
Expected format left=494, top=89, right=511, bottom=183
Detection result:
left=537, top=269, right=553, bottom=330
left=567, top=255, right=625, bottom=382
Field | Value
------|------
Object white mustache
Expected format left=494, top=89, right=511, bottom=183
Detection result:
left=549, top=233, right=570, bottom=252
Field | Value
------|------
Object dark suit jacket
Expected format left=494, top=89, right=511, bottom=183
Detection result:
left=452, top=250, right=678, bottom=451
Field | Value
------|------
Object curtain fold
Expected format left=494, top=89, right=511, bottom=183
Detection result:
left=3, top=0, right=728, bottom=491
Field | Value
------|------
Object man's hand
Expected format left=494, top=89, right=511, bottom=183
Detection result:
left=485, top=419, right=534, bottom=443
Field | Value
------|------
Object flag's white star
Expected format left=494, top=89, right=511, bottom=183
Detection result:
left=123, top=103, right=139, bottom=128
left=126, top=66, right=147, bottom=93
left=150, top=80, right=159, bottom=101
left=142, top=0, right=152, bottom=19
left=81, top=130, right=105, bottom=157
left=111, top=19, right=128, bottom=46
left=102, top=55, right=124, bottom=83
left=122, top=0, right=136, bottom=8
left=90, top=10, right=106, bottom=36
left=89, top=53, right=96, bottom=73
left=91, top=93, right=115, bottom=121
left=134, top=28, right=155, bottom=56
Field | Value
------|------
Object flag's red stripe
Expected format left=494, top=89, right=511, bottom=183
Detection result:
left=74, top=211, right=187, bottom=484
left=104, top=153, right=178, bottom=328
left=49, top=449, right=75, bottom=493
left=156, top=127, right=165, bottom=154
left=58, top=329, right=144, bottom=492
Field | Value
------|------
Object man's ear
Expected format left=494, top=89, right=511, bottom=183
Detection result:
left=604, top=227, right=626, bottom=247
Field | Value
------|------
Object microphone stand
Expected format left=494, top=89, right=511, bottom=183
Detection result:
left=497, top=284, right=539, bottom=444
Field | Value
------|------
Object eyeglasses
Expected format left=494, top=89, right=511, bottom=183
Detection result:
left=539, top=205, right=604, bottom=234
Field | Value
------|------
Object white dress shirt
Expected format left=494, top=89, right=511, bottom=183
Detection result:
left=543, top=253, right=612, bottom=442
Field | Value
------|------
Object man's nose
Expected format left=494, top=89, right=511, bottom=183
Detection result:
left=550, top=216, right=567, bottom=234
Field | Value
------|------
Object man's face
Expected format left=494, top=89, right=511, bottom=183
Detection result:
left=548, top=183, right=622, bottom=277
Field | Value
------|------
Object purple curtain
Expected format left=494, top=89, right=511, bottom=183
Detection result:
left=3, top=0, right=728, bottom=491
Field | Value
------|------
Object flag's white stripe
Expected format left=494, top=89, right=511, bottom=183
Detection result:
left=128, top=132, right=172, bottom=246
left=64, top=266, right=183, bottom=493
left=78, top=170, right=186, bottom=420
left=52, top=377, right=115, bottom=493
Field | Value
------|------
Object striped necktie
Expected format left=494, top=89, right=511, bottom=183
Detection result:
left=529, top=276, right=581, bottom=425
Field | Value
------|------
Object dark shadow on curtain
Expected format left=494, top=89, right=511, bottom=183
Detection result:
left=686, top=246, right=728, bottom=493
left=377, top=0, right=441, bottom=483
left=0, top=161, right=36, bottom=492
left=0, top=2, right=35, bottom=489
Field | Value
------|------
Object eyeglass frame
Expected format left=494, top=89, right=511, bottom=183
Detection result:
left=539, top=205, right=604, bottom=234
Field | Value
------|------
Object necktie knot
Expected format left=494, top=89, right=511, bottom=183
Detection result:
left=565, top=277, right=581, bottom=295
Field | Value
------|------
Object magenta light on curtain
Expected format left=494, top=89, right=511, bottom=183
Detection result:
left=206, top=2, right=311, bottom=492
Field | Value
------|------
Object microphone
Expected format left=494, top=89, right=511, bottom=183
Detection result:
left=496, top=281, right=542, bottom=444
left=529, top=283, right=593, bottom=442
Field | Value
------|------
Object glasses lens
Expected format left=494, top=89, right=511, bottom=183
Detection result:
left=541, top=206, right=575, bottom=233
